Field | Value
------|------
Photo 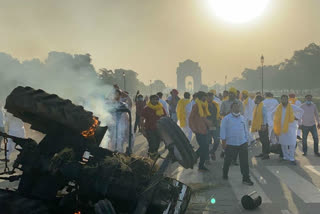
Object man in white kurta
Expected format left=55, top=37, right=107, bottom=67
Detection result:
left=272, top=95, right=304, bottom=164
left=289, top=93, right=302, bottom=139
left=263, top=92, right=279, bottom=144
left=241, top=90, right=255, bottom=144
left=105, top=90, right=132, bottom=153
left=185, top=93, right=197, bottom=141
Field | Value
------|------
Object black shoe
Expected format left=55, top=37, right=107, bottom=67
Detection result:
left=302, top=153, right=307, bottom=156
left=242, top=178, right=254, bottom=186
left=297, top=136, right=302, bottom=140
left=315, top=153, right=320, bottom=157
left=222, top=175, right=228, bottom=180
left=255, top=153, right=263, bottom=158
left=262, top=155, right=270, bottom=160
left=198, top=166, right=209, bottom=171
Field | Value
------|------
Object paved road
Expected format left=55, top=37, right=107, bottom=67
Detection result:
left=1, top=128, right=320, bottom=214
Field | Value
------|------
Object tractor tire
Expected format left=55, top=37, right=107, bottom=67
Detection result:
left=5, top=86, right=96, bottom=134
left=157, top=117, right=197, bottom=169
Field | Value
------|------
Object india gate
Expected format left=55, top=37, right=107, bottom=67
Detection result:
left=176, top=59, right=202, bottom=93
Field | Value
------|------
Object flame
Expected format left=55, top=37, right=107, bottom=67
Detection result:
left=81, top=117, right=99, bottom=138
left=74, top=212, right=81, bottom=214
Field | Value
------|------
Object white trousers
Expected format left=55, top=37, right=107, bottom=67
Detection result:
left=269, top=126, right=278, bottom=144
left=182, top=126, right=193, bottom=142
left=281, top=144, right=296, bottom=161
left=297, top=129, right=302, bottom=137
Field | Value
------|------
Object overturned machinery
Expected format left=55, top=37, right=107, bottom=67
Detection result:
left=0, top=86, right=197, bottom=214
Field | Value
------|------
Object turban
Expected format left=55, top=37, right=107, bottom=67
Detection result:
left=289, top=93, right=295, bottom=98
left=242, top=90, right=249, bottom=96
left=229, top=87, right=237, bottom=95
left=209, top=89, right=217, bottom=95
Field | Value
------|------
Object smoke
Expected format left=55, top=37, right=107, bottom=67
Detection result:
left=0, top=51, right=114, bottom=126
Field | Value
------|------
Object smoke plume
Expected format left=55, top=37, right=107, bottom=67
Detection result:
left=0, top=51, right=114, bottom=127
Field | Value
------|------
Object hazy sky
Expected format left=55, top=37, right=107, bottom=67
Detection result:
left=1, top=0, right=320, bottom=87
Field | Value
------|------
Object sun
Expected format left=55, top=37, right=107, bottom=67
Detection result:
left=208, top=0, right=270, bottom=24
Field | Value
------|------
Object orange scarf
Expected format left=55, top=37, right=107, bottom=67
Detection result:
left=289, top=98, right=297, bottom=105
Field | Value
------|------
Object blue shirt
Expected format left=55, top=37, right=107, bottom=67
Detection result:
left=220, top=113, right=249, bottom=146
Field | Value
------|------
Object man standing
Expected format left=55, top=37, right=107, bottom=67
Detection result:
left=252, top=95, right=270, bottom=159
left=177, top=92, right=192, bottom=141
left=207, top=92, right=221, bottom=160
left=222, top=90, right=229, bottom=101
left=220, top=102, right=254, bottom=185
left=157, top=92, right=169, bottom=115
left=141, top=95, right=167, bottom=159
left=263, top=92, right=279, bottom=144
left=241, top=90, right=255, bottom=145
left=220, top=87, right=243, bottom=117
left=220, top=87, right=244, bottom=164
left=107, top=89, right=130, bottom=153
left=289, top=93, right=302, bottom=140
left=300, top=94, right=320, bottom=156
left=166, top=89, right=180, bottom=123
left=189, top=91, right=211, bottom=171
left=134, top=93, right=146, bottom=133
left=272, top=95, right=304, bottom=164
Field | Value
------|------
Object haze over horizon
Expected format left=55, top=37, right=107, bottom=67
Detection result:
left=1, top=0, right=320, bottom=87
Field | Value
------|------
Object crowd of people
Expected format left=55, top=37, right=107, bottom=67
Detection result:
left=1, top=85, right=320, bottom=188
left=135, top=87, right=320, bottom=186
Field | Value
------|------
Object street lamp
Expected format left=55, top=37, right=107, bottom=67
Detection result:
left=122, top=72, right=126, bottom=91
left=260, top=55, right=264, bottom=95
left=224, top=75, right=227, bottom=91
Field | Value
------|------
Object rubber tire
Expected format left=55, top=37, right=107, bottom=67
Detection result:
left=5, top=86, right=96, bottom=134
left=157, top=117, right=197, bottom=169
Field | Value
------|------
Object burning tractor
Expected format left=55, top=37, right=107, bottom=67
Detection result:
left=0, top=86, right=197, bottom=214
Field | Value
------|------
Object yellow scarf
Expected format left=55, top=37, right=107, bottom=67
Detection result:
left=243, top=97, right=249, bottom=112
left=289, top=98, right=297, bottom=104
left=147, top=101, right=164, bottom=116
left=212, top=101, right=220, bottom=120
left=223, top=96, right=229, bottom=101
left=195, top=98, right=211, bottom=117
left=177, top=98, right=190, bottom=127
left=251, top=102, right=264, bottom=132
left=273, top=103, right=295, bottom=136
